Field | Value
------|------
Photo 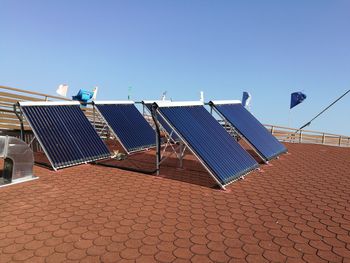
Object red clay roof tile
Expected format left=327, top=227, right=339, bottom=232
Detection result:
left=0, top=142, right=350, bottom=262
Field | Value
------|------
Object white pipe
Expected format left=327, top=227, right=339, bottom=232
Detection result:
left=93, top=100, right=135, bottom=105
left=210, top=100, right=242, bottom=105
left=19, top=101, right=80, bottom=106
left=155, top=101, right=204, bottom=107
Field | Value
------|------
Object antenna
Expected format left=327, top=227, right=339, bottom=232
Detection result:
left=296, top=89, right=350, bottom=133
left=128, top=87, right=132, bottom=100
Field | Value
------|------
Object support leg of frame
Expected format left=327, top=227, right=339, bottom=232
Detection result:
left=178, top=142, right=184, bottom=169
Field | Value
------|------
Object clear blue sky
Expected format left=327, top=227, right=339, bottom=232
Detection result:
left=1, top=0, right=350, bottom=135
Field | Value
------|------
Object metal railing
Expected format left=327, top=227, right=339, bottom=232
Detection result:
left=1, top=85, right=349, bottom=148
left=0, top=85, right=109, bottom=143
left=264, top=124, right=350, bottom=147
left=0, top=85, right=71, bottom=131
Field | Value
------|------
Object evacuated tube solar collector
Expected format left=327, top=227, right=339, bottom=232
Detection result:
left=17, top=101, right=111, bottom=170
left=209, top=100, right=287, bottom=162
left=92, top=101, right=156, bottom=154
left=152, top=100, right=259, bottom=189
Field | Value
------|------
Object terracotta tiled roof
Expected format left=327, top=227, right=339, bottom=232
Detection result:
left=1, top=142, right=350, bottom=262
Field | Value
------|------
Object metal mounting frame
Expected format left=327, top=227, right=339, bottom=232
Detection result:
left=91, top=106, right=111, bottom=138
left=143, top=102, right=187, bottom=172
left=159, top=137, right=187, bottom=169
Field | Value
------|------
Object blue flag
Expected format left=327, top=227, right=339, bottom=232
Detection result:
left=290, top=92, right=307, bottom=109
left=242, top=91, right=251, bottom=108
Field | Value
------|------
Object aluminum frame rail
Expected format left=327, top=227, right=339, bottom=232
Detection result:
left=152, top=101, right=259, bottom=189
left=17, top=101, right=111, bottom=170
left=209, top=100, right=287, bottom=162
left=93, top=101, right=156, bottom=154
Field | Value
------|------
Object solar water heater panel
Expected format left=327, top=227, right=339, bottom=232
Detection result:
left=21, top=103, right=110, bottom=169
left=56, top=105, right=111, bottom=161
left=157, top=104, right=259, bottom=186
left=211, top=102, right=287, bottom=161
left=94, top=103, right=155, bottom=153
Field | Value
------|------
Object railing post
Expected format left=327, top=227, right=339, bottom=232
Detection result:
left=339, top=136, right=342, bottom=146
left=270, top=126, right=274, bottom=134
left=299, top=131, right=303, bottom=143
left=322, top=133, right=325, bottom=144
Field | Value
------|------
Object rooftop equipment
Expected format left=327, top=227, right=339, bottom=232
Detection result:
left=0, top=136, right=37, bottom=186
left=72, top=88, right=98, bottom=105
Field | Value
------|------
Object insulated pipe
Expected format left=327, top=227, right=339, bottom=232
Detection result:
left=151, top=103, right=161, bottom=175
left=14, top=103, right=25, bottom=141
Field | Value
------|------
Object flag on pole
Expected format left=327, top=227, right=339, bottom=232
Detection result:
left=290, top=92, right=307, bottom=109
left=56, top=84, right=68, bottom=97
left=92, top=86, right=98, bottom=100
left=242, top=91, right=251, bottom=109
